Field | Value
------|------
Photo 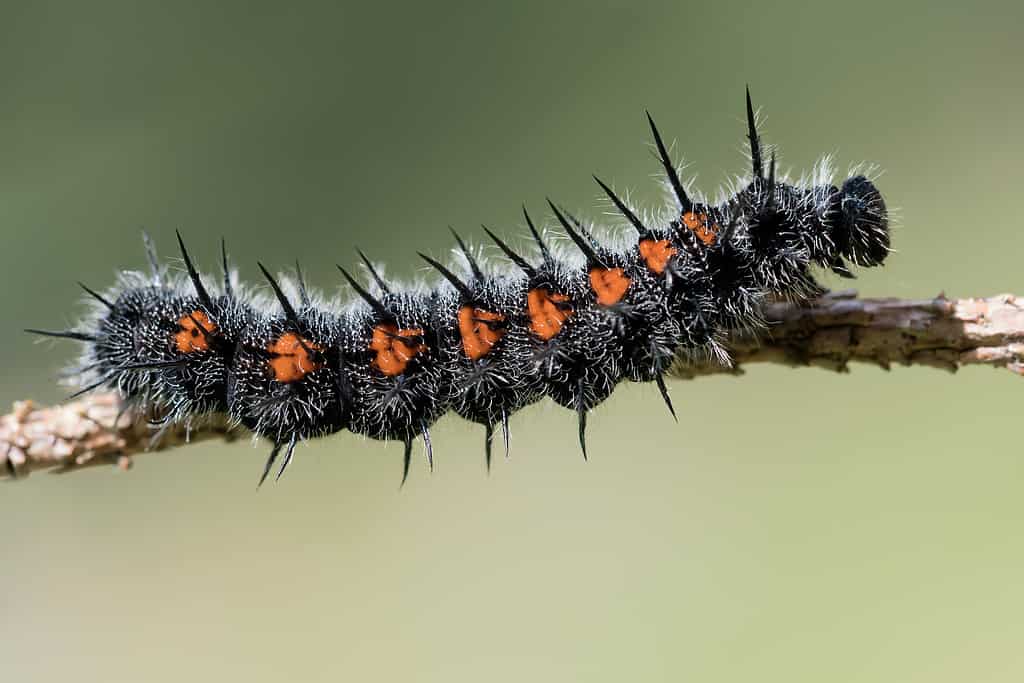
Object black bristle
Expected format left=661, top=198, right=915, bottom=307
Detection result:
left=258, top=262, right=301, bottom=326
left=25, top=329, right=98, bottom=342
left=78, top=282, right=114, bottom=310
left=258, top=443, right=282, bottom=488
left=484, top=423, right=494, bottom=473
left=655, top=374, right=677, bottom=422
left=400, top=436, right=413, bottom=488
left=449, top=227, right=486, bottom=283
left=338, top=265, right=392, bottom=318
left=357, top=250, right=392, bottom=295
left=483, top=226, right=537, bottom=277
left=522, top=206, right=553, bottom=263
left=746, top=86, right=764, bottom=181
left=594, top=176, right=647, bottom=235
left=220, top=238, right=233, bottom=298
left=65, top=372, right=119, bottom=402
left=294, top=261, right=311, bottom=308
left=421, top=421, right=433, bottom=473
left=419, top=252, right=474, bottom=300
left=275, top=433, right=298, bottom=482
left=646, top=111, right=692, bottom=213
left=577, top=404, right=588, bottom=462
left=548, top=200, right=606, bottom=268
left=176, top=230, right=214, bottom=310
left=500, top=410, right=510, bottom=460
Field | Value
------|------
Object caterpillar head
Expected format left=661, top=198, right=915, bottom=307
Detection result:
left=830, top=175, right=890, bottom=267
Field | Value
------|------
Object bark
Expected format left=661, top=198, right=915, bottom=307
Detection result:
left=671, top=290, right=1024, bottom=378
left=4, top=292, right=1022, bottom=479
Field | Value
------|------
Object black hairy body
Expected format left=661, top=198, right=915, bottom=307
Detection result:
left=28, top=89, right=890, bottom=484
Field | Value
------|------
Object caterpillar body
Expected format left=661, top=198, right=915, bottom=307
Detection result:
left=28, top=90, right=890, bottom=484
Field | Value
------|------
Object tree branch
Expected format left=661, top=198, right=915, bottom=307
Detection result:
left=671, top=290, right=1024, bottom=378
left=5, top=292, right=1022, bottom=480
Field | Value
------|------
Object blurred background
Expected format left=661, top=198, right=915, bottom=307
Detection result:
left=2, top=1, right=1023, bottom=680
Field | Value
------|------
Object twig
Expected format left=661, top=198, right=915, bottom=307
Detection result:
left=1, top=394, right=233, bottom=480
left=670, top=290, right=1024, bottom=378
left=5, top=292, right=1022, bottom=480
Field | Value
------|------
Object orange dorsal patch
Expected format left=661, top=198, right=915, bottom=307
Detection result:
left=682, top=211, right=718, bottom=246
left=267, top=332, right=324, bottom=383
left=175, top=310, right=218, bottom=353
left=588, top=268, right=631, bottom=306
left=638, top=239, right=677, bottom=274
left=527, top=288, right=572, bottom=340
left=370, top=324, right=426, bottom=376
left=458, top=306, right=506, bottom=361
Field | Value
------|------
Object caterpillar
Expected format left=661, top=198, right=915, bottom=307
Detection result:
left=27, top=89, right=890, bottom=485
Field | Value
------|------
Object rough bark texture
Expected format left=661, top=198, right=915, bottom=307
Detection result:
left=670, top=290, right=1024, bottom=378
left=4, top=292, right=1022, bottom=480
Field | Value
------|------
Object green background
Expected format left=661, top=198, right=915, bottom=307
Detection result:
left=2, top=1, right=1023, bottom=680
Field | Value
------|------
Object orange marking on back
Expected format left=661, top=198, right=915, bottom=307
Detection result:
left=458, top=306, right=506, bottom=361
left=638, top=239, right=677, bottom=274
left=267, top=332, right=324, bottom=383
left=588, top=268, right=631, bottom=306
left=682, top=211, right=718, bottom=246
left=369, top=324, right=426, bottom=376
left=527, top=288, right=572, bottom=340
left=175, top=310, right=217, bottom=353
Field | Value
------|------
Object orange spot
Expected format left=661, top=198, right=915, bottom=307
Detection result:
left=175, top=310, right=217, bottom=353
left=458, top=306, right=506, bottom=361
left=266, top=332, right=324, bottom=383
left=682, top=211, right=718, bottom=246
left=588, top=268, right=631, bottom=306
left=527, top=288, right=572, bottom=340
left=638, top=239, right=677, bottom=275
left=370, top=324, right=426, bottom=376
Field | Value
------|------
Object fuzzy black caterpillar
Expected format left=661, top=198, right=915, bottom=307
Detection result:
left=27, top=89, right=890, bottom=485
